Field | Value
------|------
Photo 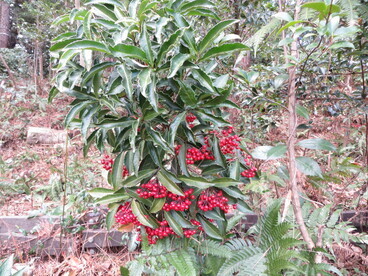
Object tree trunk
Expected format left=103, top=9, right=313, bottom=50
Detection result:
left=0, top=1, right=10, bottom=48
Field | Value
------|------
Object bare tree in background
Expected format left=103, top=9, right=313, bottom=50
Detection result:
left=0, top=1, right=10, bottom=48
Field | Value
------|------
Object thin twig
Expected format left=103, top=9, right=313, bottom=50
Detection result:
left=0, top=53, right=18, bottom=90
left=287, top=0, right=316, bottom=251
left=58, top=133, right=69, bottom=261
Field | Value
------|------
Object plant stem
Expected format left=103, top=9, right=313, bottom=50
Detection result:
left=287, top=0, right=315, bottom=251
left=58, top=133, right=69, bottom=261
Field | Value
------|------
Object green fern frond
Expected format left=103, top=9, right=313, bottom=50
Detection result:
left=218, top=246, right=266, bottom=276
left=166, top=250, right=197, bottom=276
left=246, top=18, right=281, bottom=54
left=336, top=0, right=360, bottom=26
left=193, top=239, right=232, bottom=258
left=267, top=259, right=300, bottom=276
left=225, top=238, right=249, bottom=251
left=204, top=255, right=226, bottom=275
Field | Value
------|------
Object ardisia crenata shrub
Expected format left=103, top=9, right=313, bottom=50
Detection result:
left=49, top=0, right=255, bottom=246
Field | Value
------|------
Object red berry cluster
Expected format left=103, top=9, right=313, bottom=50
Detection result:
left=139, top=220, right=176, bottom=244
left=135, top=218, right=204, bottom=244
left=137, top=179, right=168, bottom=199
left=163, top=189, right=195, bottom=211
left=114, top=202, right=141, bottom=226
left=186, top=146, right=215, bottom=164
left=198, top=189, right=231, bottom=213
left=183, top=219, right=205, bottom=238
left=175, top=144, right=182, bottom=155
left=190, top=219, right=203, bottom=231
left=219, top=135, right=241, bottom=155
left=241, top=155, right=257, bottom=178
left=183, top=229, right=197, bottom=238
left=100, top=155, right=129, bottom=176
left=122, top=166, right=129, bottom=177
left=186, top=113, right=197, bottom=128
left=100, top=155, right=113, bottom=171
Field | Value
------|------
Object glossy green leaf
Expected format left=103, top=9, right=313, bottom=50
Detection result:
left=178, top=176, right=213, bottom=189
left=121, top=169, right=157, bottom=187
left=96, top=118, right=135, bottom=129
left=65, top=40, right=110, bottom=53
left=117, top=64, right=133, bottom=101
left=168, top=53, right=190, bottom=78
left=148, top=75, right=158, bottom=112
left=157, top=171, right=184, bottom=196
left=211, top=177, right=242, bottom=188
left=195, top=111, right=229, bottom=127
left=296, top=157, right=323, bottom=177
left=198, top=19, right=238, bottom=53
left=131, top=200, right=160, bottom=228
left=273, top=12, right=293, bottom=22
left=112, top=44, right=148, bottom=62
left=191, top=69, right=215, bottom=93
left=165, top=211, right=183, bottom=237
left=92, top=4, right=118, bottom=21
left=251, top=146, right=273, bottom=160
left=82, top=62, right=116, bottom=85
left=213, top=74, right=229, bottom=89
left=65, top=101, right=93, bottom=128
left=48, top=86, right=60, bottom=103
left=57, top=49, right=80, bottom=69
left=52, top=14, right=70, bottom=26
left=202, top=164, right=225, bottom=175
left=106, top=204, right=119, bottom=230
left=222, top=186, right=247, bottom=200
left=83, top=11, right=93, bottom=39
left=83, top=129, right=98, bottom=157
left=88, top=187, right=115, bottom=198
left=96, top=193, right=129, bottom=204
left=172, top=13, right=197, bottom=54
left=277, top=20, right=305, bottom=35
left=81, top=104, right=100, bottom=138
left=137, top=0, right=158, bottom=20
left=169, top=112, right=186, bottom=147
left=330, top=41, right=355, bottom=49
left=203, top=209, right=225, bottom=221
left=236, top=200, right=252, bottom=213
left=179, top=0, right=214, bottom=13
left=297, top=139, right=336, bottom=151
left=266, top=145, right=287, bottom=160
left=212, top=137, right=226, bottom=168
left=301, top=2, right=327, bottom=13
left=178, top=81, right=197, bottom=106
left=171, top=210, right=193, bottom=228
left=178, top=143, right=190, bottom=176
left=112, top=152, right=125, bottom=189
left=138, top=68, right=152, bottom=97
left=230, top=160, right=240, bottom=180
left=156, top=28, right=186, bottom=65
left=198, top=215, right=223, bottom=240
left=200, top=43, right=250, bottom=61
left=50, top=39, right=80, bottom=52
left=296, top=105, right=309, bottom=119
left=86, top=0, right=125, bottom=9
left=140, top=24, right=154, bottom=66
left=150, top=198, right=166, bottom=213
left=146, top=127, right=173, bottom=153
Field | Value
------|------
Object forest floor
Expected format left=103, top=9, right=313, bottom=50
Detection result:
left=0, top=80, right=367, bottom=274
